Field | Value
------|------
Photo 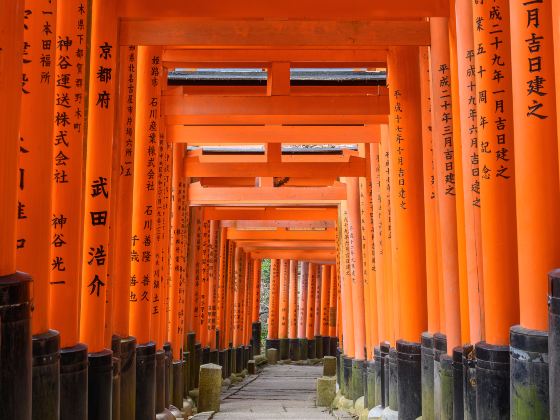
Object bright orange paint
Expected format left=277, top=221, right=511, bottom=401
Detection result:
left=278, top=259, right=290, bottom=339
left=288, top=260, right=299, bottom=339
left=267, top=259, right=280, bottom=340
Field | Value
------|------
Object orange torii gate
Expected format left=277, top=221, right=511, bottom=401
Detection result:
left=3, top=1, right=560, bottom=419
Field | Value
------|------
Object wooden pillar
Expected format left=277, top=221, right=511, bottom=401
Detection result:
left=329, top=267, right=338, bottom=338
left=297, top=262, right=309, bottom=339
left=223, top=240, right=235, bottom=347
left=320, top=265, right=331, bottom=338
left=288, top=260, right=299, bottom=339
left=49, top=0, right=88, bottom=349
left=170, top=144, right=187, bottom=359
left=267, top=259, right=280, bottom=340
left=252, top=259, right=262, bottom=323
left=243, top=256, right=253, bottom=346
left=339, top=204, right=355, bottom=355
left=278, top=259, right=290, bottom=339
left=207, top=220, right=219, bottom=350
left=510, top=0, right=559, bottom=330
left=429, top=18, right=462, bottom=351
left=216, top=227, right=228, bottom=348
left=419, top=46, right=441, bottom=334
left=387, top=47, right=428, bottom=343
left=79, top=0, right=118, bottom=353
left=306, top=263, right=319, bottom=341
left=185, top=208, right=198, bottom=336
left=129, top=46, right=162, bottom=346
left=232, top=246, right=245, bottom=347
left=197, top=219, right=210, bottom=348
left=314, top=266, right=322, bottom=339
left=471, top=0, right=520, bottom=345
left=192, top=210, right=203, bottom=341
left=111, top=45, right=137, bottom=340
left=18, top=0, right=57, bottom=339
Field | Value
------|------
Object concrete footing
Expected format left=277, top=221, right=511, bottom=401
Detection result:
left=366, top=360, right=376, bottom=410
left=266, top=348, right=278, bottom=364
left=342, top=355, right=352, bottom=398
left=433, top=333, right=447, bottom=420
left=452, top=347, right=463, bottom=420
left=198, top=364, right=222, bottom=413
left=247, top=360, right=256, bottom=374
left=439, top=355, right=453, bottom=420
left=549, top=270, right=560, bottom=419
left=352, top=359, right=365, bottom=402
left=289, top=338, right=300, bottom=361
left=475, top=341, right=510, bottom=419
left=462, top=344, right=476, bottom=420
left=317, top=376, right=336, bottom=407
left=374, top=347, right=383, bottom=408
left=421, top=333, right=435, bottom=420
left=299, top=338, right=308, bottom=360
left=396, top=340, right=421, bottom=420
left=315, top=335, right=324, bottom=359
left=324, top=355, right=337, bottom=376
left=308, top=337, right=317, bottom=359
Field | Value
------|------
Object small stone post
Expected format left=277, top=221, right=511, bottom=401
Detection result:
left=198, top=364, right=222, bottom=413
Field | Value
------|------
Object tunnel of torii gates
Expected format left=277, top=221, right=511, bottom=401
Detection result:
left=3, top=0, right=560, bottom=419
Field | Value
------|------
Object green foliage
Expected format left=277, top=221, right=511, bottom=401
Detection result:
left=259, top=259, right=271, bottom=346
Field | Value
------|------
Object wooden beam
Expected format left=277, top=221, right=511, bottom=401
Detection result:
left=188, top=182, right=346, bottom=205
left=120, top=19, right=431, bottom=47
left=118, top=0, right=448, bottom=20
left=177, top=86, right=388, bottom=96
left=162, top=48, right=388, bottom=67
left=221, top=220, right=335, bottom=229
left=185, top=157, right=367, bottom=177
left=227, top=228, right=335, bottom=240
left=235, top=240, right=335, bottom=249
left=203, top=207, right=338, bottom=221
left=246, top=249, right=336, bottom=262
left=199, top=178, right=338, bottom=187
left=163, top=95, right=389, bottom=126
left=169, top=125, right=380, bottom=144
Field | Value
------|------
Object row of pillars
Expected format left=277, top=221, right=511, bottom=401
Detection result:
left=0, top=1, right=265, bottom=419
left=265, top=260, right=338, bottom=361
left=327, top=1, right=560, bottom=419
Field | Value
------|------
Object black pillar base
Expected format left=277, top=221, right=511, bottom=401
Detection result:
left=172, top=360, right=184, bottom=409
left=322, top=336, right=331, bottom=357
left=194, top=343, right=202, bottom=388
left=60, top=343, right=88, bottom=420
left=136, top=342, right=156, bottom=420
left=510, top=325, right=549, bottom=418
left=228, top=347, right=234, bottom=376
left=265, top=338, right=280, bottom=352
left=112, top=356, right=121, bottom=420
left=32, top=329, right=60, bottom=420
left=351, top=359, right=365, bottom=402
left=182, top=351, right=190, bottom=396
left=279, top=338, right=290, bottom=360
left=440, top=354, right=454, bottom=419
left=308, top=337, right=317, bottom=360
left=289, top=338, right=300, bottom=361
left=366, top=360, right=376, bottom=410
left=155, top=350, right=166, bottom=412
left=374, top=346, right=382, bottom=407
left=380, top=342, right=390, bottom=408
left=209, top=349, right=219, bottom=364
left=202, top=346, right=210, bottom=364
left=421, top=333, right=435, bottom=420
left=235, top=346, right=244, bottom=374
left=462, top=344, right=476, bottom=420
left=0, top=272, right=32, bottom=419
left=88, top=349, right=113, bottom=420
left=299, top=338, right=308, bottom=360
left=549, top=270, right=560, bottom=419
left=475, top=341, right=510, bottom=419
left=119, top=336, right=136, bottom=420
left=315, top=335, right=324, bottom=359
left=452, top=347, right=464, bottom=420
left=342, top=355, right=352, bottom=399
left=396, top=340, right=421, bottom=420
left=163, top=343, right=172, bottom=408
left=252, top=322, right=262, bottom=355
left=329, top=337, right=338, bottom=357
left=433, top=333, right=447, bottom=418
left=219, top=349, right=228, bottom=379
left=388, top=348, right=398, bottom=411
left=244, top=346, right=251, bottom=369
left=186, top=332, right=196, bottom=391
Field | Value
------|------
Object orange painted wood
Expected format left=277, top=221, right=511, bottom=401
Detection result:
left=129, top=46, right=162, bottom=346
left=297, top=262, right=309, bottom=339
left=338, top=204, right=355, bottom=355
left=197, top=219, right=210, bottom=347
left=204, top=207, right=338, bottom=221
left=249, top=250, right=336, bottom=262
left=320, top=265, right=331, bottom=337
left=243, top=256, right=253, bottom=345
left=233, top=246, right=245, bottom=346
left=278, top=259, right=290, bottom=339
left=118, top=0, right=449, bottom=20
left=387, top=47, right=428, bottom=343
left=111, top=45, right=137, bottom=340
left=418, top=46, right=441, bottom=334
left=49, top=0, right=88, bottom=347
left=79, top=0, right=117, bottom=352
left=223, top=240, right=236, bottom=347
left=510, top=0, right=560, bottom=331
left=185, top=208, right=198, bottom=334
left=163, top=95, right=389, bottom=124
left=207, top=220, right=219, bottom=349
left=267, top=259, right=280, bottom=340
left=329, top=266, right=338, bottom=338
left=0, top=0, right=24, bottom=276
left=252, top=259, right=262, bottom=323
left=227, top=229, right=335, bottom=241
left=188, top=183, right=347, bottom=205
left=120, top=19, right=430, bottom=47
left=216, top=227, right=228, bottom=347
left=288, top=260, right=299, bottom=339
left=171, top=125, right=380, bottom=145
left=18, top=0, right=57, bottom=336
left=429, top=18, right=462, bottom=351
left=306, top=263, right=319, bottom=341
left=177, top=85, right=388, bottom=96
left=170, top=144, right=187, bottom=359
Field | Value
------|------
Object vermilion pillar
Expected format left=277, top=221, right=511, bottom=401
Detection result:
left=307, top=263, right=320, bottom=341
left=233, top=246, right=245, bottom=347
left=471, top=0, right=520, bottom=346
left=387, top=47, right=428, bottom=343
left=288, top=260, right=299, bottom=339
left=0, top=1, right=30, bottom=417
left=429, top=18, right=462, bottom=351
left=338, top=205, right=355, bottom=356
left=320, top=265, right=331, bottom=337
left=197, top=219, right=210, bottom=348
left=252, top=259, right=262, bottom=323
left=278, top=259, right=290, bottom=339
left=329, top=267, right=337, bottom=338
left=18, top=0, right=56, bottom=343
left=297, top=262, right=309, bottom=339
left=314, top=266, right=322, bottom=338
left=510, top=0, right=560, bottom=332
left=243, top=256, right=253, bottom=346
left=217, top=227, right=228, bottom=348
left=267, top=259, right=280, bottom=341
left=207, top=220, right=219, bottom=350
left=223, top=240, right=235, bottom=348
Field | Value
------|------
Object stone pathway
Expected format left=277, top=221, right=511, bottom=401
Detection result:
left=212, top=364, right=354, bottom=419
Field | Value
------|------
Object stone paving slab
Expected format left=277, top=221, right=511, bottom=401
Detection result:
left=212, top=364, right=354, bottom=420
